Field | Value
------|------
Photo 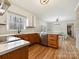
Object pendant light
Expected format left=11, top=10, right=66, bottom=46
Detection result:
left=54, top=18, right=60, bottom=25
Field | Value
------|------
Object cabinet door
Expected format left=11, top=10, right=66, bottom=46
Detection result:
left=1, top=53, right=9, bottom=59
left=48, top=34, right=59, bottom=48
left=1, top=46, right=28, bottom=59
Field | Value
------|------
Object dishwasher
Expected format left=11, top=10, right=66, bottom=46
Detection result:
left=40, top=33, right=48, bottom=46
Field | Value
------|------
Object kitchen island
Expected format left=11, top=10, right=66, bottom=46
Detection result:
left=0, top=36, right=30, bottom=59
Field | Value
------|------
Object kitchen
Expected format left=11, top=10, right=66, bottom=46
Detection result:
left=0, top=0, right=79, bottom=59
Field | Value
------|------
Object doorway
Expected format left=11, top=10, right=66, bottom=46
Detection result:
left=67, top=24, right=74, bottom=38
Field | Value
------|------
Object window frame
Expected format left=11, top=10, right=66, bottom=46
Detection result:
left=6, top=11, right=27, bottom=31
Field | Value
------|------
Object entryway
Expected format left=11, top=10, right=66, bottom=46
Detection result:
left=67, top=23, right=74, bottom=38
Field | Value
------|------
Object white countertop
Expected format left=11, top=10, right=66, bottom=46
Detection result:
left=0, top=36, right=30, bottom=56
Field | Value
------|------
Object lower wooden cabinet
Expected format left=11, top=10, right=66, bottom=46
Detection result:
left=48, top=34, right=59, bottom=48
left=40, top=34, right=59, bottom=48
left=0, top=46, right=28, bottom=59
left=14, top=33, right=41, bottom=45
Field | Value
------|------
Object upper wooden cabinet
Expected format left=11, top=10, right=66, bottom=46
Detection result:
left=26, top=16, right=36, bottom=28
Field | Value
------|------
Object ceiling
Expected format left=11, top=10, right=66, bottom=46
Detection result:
left=11, top=0, right=79, bottom=22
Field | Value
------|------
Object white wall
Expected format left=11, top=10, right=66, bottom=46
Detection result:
left=47, top=20, right=76, bottom=38
left=36, top=18, right=47, bottom=33
left=0, top=1, right=46, bottom=35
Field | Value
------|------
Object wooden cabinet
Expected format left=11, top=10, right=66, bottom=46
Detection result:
left=40, top=34, right=59, bottom=48
left=48, top=34, right=59, bottom=48
left=14, top=33, right=41, bottom=45
left=0, top=46, right=28, bottom=59
left=15, top=33, right=59, bottom=48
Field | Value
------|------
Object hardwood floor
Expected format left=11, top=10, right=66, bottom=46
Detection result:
left=29, top=38, right=79, bottom=59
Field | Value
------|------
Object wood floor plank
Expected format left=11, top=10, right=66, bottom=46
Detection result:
left=29, top=38, right=79, bottom=59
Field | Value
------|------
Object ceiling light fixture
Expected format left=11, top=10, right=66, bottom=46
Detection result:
left=56, top=18, right=59, bottom=22
left=0, top=0, right=11, bottom=15
left=40, top=0, right=49, bottom=5
left=54, top=17, right=60, bottom=25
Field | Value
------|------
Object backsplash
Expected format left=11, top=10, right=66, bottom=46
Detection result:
left=0, top=24, right=38, bottom=35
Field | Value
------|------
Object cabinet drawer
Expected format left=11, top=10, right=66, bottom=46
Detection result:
left=48, top=37, right=58, bottom=39
left=48, top=35, right=58, bottom=39
left=48, top=44, right=58, bottom=48
left=48, top=41, right=57, bottom=45
left=48, top=39, right=57, bottom=42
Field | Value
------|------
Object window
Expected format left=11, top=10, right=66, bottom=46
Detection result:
left=7, top=11, right=26, bottom=31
